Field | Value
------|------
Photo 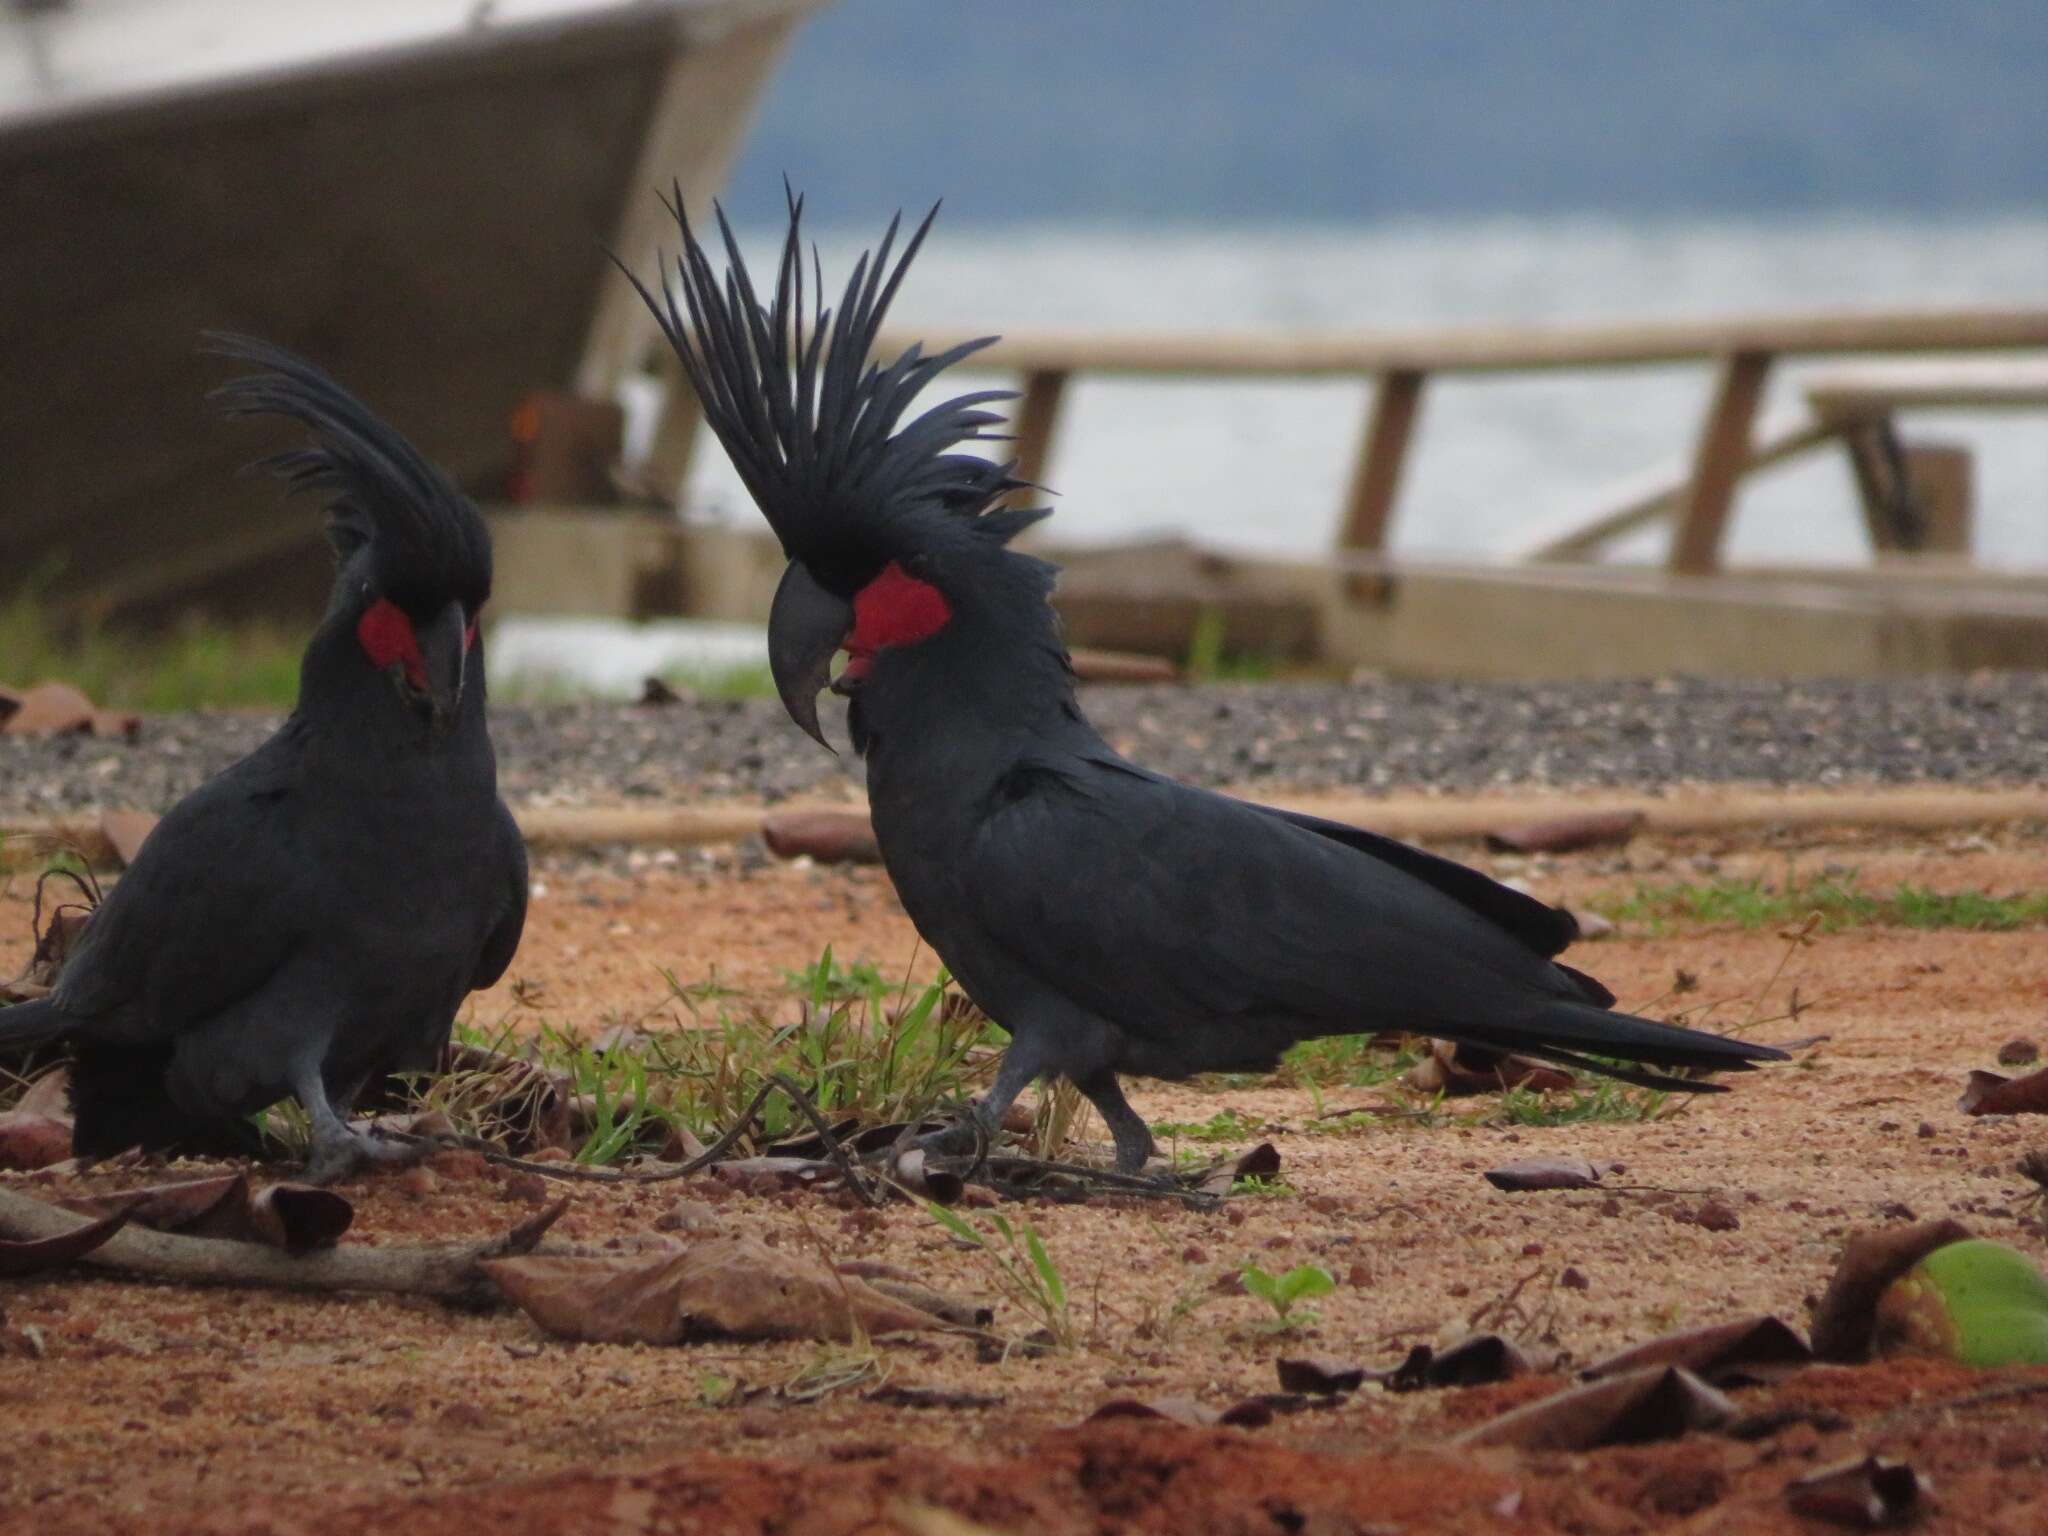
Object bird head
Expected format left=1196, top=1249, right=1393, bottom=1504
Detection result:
left=618, top=187, right=1051, bottom=751
left=208, top=337, right=493, bottom=733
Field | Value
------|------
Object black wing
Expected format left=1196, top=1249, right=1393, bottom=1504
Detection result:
left=52, top=743, right=309, bottom=1041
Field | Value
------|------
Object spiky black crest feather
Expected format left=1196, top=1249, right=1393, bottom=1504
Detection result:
left=205, top=334, right=492, bottom=612
left=619, top=186, right=1046, bottom=590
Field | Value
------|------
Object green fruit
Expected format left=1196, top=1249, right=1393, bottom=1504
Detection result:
left=1877, top=1238, right=2048, bottom=1368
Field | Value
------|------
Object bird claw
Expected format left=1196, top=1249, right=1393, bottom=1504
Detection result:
left=302, top=1124, right=428, bottom=1185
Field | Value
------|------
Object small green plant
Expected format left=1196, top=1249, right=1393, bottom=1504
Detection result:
left=1490, top=1077, right=1667, bottom=1127
left=1153, top=1107, right=1267, bottom=1144
left=926, top=1203, right=1075, bottom=1351
left=1231, top=1173, right=1297, bottom=1198
left=1240, top=1262, right=1335, bottom=1332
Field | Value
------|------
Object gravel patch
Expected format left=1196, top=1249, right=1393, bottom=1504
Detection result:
left=2, top=673, right=2043, bottom=819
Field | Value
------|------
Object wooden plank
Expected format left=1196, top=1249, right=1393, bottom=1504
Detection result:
left=1806, top=359, right=2048, bottom=419
left=1509, top=410, right=1839, bottom=563
left=1667, top=351, right=1773, bottom=576
left=1337, top=369, right=1425, bottom=554
left=876, top=309, right=2048, bottom=381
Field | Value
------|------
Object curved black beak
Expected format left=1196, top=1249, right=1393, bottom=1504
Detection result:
left=768, top=561, right=851, bottom=752
left=414, top=598, right=469, bottom=730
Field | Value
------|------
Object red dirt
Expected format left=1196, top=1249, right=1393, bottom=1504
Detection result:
left=3, top=822, right=2046, bottom=1535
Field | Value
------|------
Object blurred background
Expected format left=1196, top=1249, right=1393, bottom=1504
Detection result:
left=5, top=0, right=2048, bottom=704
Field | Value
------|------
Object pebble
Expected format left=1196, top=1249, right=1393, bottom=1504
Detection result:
left=7, top=673, right=2046, bottom=817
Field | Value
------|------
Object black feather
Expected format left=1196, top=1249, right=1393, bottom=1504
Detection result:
left=204, top=334, right=492, bottom=612
left=618, top=187, right=1038, bottom=588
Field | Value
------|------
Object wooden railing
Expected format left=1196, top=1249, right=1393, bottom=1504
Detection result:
left=850, top=308, right=2048, bottom=575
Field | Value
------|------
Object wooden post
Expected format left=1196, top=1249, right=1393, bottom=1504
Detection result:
left=1009, top=368, right=1069, bottom=496
left=1668, top=350, right=1773, bottom=575
left=1338, top=368, right=1426, bottom=555
left=1904, top=442, right=1973, bottom=554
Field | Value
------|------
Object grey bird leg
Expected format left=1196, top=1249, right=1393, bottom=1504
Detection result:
left=920, top=1041, right=1042, bottom=1159
left=293, top=1063, right=422, bottom=1184
left=1075, top=1069, right=1156, bottom=1175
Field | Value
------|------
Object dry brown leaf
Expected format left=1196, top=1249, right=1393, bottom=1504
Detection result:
left=1581, top=1314, right=1811, bottom=1387
left=0, top=1105, right=72, bottom=1171
left=1, top=681, right=95, bottom=736
left=1484, top=1156, right=1606, bottom=1192
left=1811, top=1219, right=1973, bottom=1362
left=1958, top=1065, right=2048, bottom=1117
left=59, top=1174, right=353, bottom=1251
left=1455, top=1364, right=1735, bottom=1450
left=0, top=1209, right=130, bottom=1276
left=1275, top=1356, right=1367, bottom=1395
left=1785, top=1454, right=1929, bottom=1528
left=1381, top=1333, right=1532, bottom=1393
left=484, top=1234, right=946, bottom=1344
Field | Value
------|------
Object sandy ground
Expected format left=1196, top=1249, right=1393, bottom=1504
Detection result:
left=2, top=822, right=2045, bottom=1534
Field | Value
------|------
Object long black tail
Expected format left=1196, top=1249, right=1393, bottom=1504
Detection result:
left=1453, top=999, right=1789, bottom=1094
left=0, top=997, right=68, bottom=1055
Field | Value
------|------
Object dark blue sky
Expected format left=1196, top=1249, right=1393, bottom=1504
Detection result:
left=733, top=0, right=2048, bottom=224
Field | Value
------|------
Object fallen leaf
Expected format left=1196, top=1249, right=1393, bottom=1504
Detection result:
left=1484, top=1156, right=1605, bottom=1192
left=1785, top=1454, right=1929, bottom=1528
left=836, top=1263, right=992, bottom=1330
left=1958, top=1065, right=2048, bottom=1116
left=62, top=1175, right=244, bottom=1231
left=485, top=1234, right=946, bottom=1344
left=1082, top=1394, right=1280, bottom=1429
left=1581, top=1315, right=1811, bottom=1387
left=240, top=1184, right=355, bottom=1251
left=1457, top=1364, right=1734, bottom=1450
left=886, top=1148, right=964, bottom=1206
left=637, top=676, right=687, bottom=706
left=98, top=809, right=159, bottom=868
left=1811, top=1220, right=1973, bottom=1362
left=1199, top=1141, right=1282, bottom=1196
left=1485, top=810, right=1643, bottom=854
left=0, top=1210, right=130, bottom=1276
left=0, top=1105, right=72, bottom=1171
left=759, top=810, right=881, bottom=865
left=1383, top=1333, right=1531, bottom=1392
left=1406, top=1041, right=1576, bottom=1097
left=1275, top=1356, right=1366, bottom=1395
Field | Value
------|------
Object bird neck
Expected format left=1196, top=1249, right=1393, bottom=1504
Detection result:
left=292, top=615, right=497, bottom=781
left=850, top=553, right=1089, bottom=783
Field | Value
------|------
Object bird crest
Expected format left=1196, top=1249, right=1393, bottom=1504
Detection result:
left=618, top=184, right=1050, bottom=594
left=206, top=334, right=493, bottom=616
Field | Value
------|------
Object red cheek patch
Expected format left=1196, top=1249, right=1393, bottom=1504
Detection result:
left=357, top=599, right=426, bottom=688
left=849, top=562, right=952, bottom=658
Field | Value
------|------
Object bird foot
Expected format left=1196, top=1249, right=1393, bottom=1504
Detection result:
left=302, top=1123, right=428, bottom=1185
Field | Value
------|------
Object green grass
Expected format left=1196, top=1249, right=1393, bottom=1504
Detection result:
left=1, top=590, right=303, bottom=710
left=1588, top=872, right=2048, bottom=934
left=401, top=948, right=1004, bottom=1163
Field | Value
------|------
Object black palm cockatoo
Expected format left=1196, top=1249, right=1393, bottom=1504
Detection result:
left=0, top=338, right=528, bottom=1182
left=621, top=193, right=1785, bottom=1174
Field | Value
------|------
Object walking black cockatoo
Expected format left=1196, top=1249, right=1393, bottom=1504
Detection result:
left=622, top=193, right=1785, bottom=1173
left=0, top=338, right=528, bottom=1182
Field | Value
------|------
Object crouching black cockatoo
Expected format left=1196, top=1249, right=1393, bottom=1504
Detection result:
left=621, top=193, right=1785, bottom=1174
left=0, top=338, right=527, bottom=1181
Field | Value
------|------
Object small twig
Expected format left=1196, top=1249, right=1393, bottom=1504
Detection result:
left=378, top=1076, right=788, bottom=1183
left=1870, top=1378, right=2048, bottom=1430
left=764, top=1072, right=882, bottom=1207
left=948, top=1154, right=1220, bottom=1208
